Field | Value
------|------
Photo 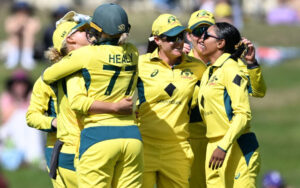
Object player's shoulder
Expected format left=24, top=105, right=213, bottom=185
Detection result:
left=139, top=52, right=154, bottom=64
left=223, top=57, right=241, bottom=69
left=33, top=76, right=54, bottom=94
left=183, top=54, right=207, bottom=69
left=66, top=45, right=95, bottom=62
left=223, top=58, right=247, bottom=80
left=123, top=42, right=138, bottom=50
left=32, top=76, right=43, bottom=89
left=71, top=45, right=94, bottom=55
left=139, top=52, right=151, bottom=60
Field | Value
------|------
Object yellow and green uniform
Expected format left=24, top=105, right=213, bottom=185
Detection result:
left=26, top=77, right=62, bottom=188
left=187, top=50, right=266, bottom=188
left=137, top=49, right=206, bottom=188
left=237, top=59, right=266, bottom=98
left=52, top=76, right=85, bottom=188
left=187, top=50, right=208, bottom=188
left=43, top=42, right=143, bottom=188
left=198, top=53, right=260, bottom=188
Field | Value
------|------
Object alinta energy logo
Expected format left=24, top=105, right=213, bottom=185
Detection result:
left=181, top=69, right=193, bottom=79
left=150, top=69, right=159, bottom=77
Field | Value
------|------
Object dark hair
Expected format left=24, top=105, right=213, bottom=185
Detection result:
left=214, top=22, right=246, bottom=60
left=146, top=34, right=158, bottom=53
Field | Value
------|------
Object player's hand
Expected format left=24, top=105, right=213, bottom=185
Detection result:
left=115, top=97, right=133, bottom=115
left=241, top=37, right=256, bottom=63
left=183, top=42, right=191, bottom=54
left=209, top=147, right=226, bottom=170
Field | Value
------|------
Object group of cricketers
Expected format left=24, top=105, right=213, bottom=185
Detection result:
left=25, top=2, right=266, bottom=188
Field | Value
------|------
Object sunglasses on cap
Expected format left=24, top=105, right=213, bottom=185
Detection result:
left=159, top=32, right=184, bottom=42
left=192, top=26, right=208, bottom=37
left=202, top=30, right=222, bottom=40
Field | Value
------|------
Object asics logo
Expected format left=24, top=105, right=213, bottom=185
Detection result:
left=234, top=172, right=240, bottom=180
left=151, top=69, right=159, bottom=77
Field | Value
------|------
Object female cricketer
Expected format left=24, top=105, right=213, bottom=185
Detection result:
left=26, top=77, right=59, bottom=187
left=198, top=22, right=261, bottom=188
left=36, top=11, right=91, bottom=187
left=136, top=13, right=206, bottom=188
left=185, top=9, right=266, bottom=188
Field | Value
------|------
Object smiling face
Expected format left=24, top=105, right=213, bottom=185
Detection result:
left=155, top=32, right=184, bottom=59
left=188, top=25, right=210, bottom=55
left=199, top=26, right=218, bottom=56
left=198, top=25, right=225, bottom=63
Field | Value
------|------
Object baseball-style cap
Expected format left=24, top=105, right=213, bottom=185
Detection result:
left=188, top=9, right=215, bottom=30
left=90, top=3, right=130, bottom=35
left=53, top=11, right=90, bottom=53
left=152, top=14, right=187, bottom=37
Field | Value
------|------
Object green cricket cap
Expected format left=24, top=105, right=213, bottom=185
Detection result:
left=90, top=3, right=130, bottom=35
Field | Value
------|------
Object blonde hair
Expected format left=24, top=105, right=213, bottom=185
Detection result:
left=118, top=33, right=129, bottom=45
left=44, top=42, right=68, bottom=63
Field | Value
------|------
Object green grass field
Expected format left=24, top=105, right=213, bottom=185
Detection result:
left=0, top=6, right=300, bottom=188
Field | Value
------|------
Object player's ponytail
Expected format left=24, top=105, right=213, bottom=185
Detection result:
left=88, top=28, right=128, bottom=46
left=230, top=41, right=247, bottom=61
left=213, top=22, right=245, bottom=60
left=44, top=43, right=68, bottom=63
left=118, top=33, right=129, bottom=45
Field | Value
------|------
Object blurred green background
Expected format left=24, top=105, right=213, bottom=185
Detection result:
left=0, top=2, right=300, bottom=188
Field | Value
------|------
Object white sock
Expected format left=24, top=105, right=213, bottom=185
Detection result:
left=5, top=45, right=19, bottom=69
left=21, top=48, right=35, bottom=70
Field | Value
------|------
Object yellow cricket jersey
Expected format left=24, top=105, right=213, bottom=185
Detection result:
left=198, top=53, right=251, bottom=151
left=187, top=50, right=266, bottom=139
left=55, top=78, right=84, bottom=148
left=26, top=77, right=57, bottom=147
left=188, top=50, right=207, bottom=139
left=42, top=43, right=139, bottom=127
left=137, top=49, right=206, bottom=143
left=237, top=59, right=266, bottom=98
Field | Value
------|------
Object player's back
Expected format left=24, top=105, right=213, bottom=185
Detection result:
left=79, top=43, right=139, bottom=127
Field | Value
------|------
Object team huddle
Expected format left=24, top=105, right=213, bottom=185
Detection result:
left=26, top=3, right=266, bottom=188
